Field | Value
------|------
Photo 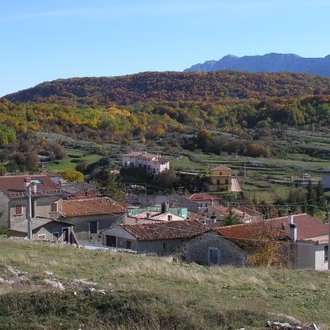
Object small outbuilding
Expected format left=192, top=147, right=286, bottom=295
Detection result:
left=103, top=220, right=246, bottom=267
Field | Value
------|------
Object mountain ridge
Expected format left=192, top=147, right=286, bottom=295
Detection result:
left=3, top=71, right=330, bottom=106
left=184, top=53, right=330, bottom=77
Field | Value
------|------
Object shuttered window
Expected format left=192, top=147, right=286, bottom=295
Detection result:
left=89, top=221, right=98, bottom=234
left=15, top=205, right=23, bottom=215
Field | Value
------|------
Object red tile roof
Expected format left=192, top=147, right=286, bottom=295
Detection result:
left=211, top=204, right=229, bottom=216
left=121, top=220, right=209, bottom=241
left=217, top=221, right=287, bottom=241
left=235, top=206, right=263, bottom=218
left=215, top=213, right=328, bottom=242
left=62, top=197, right=127, bottom=217
left=268, top=214, right=328, bottom=240
left=0, top=174, right=62, bottom=198
left=210, top=165, right=232, bottom=171
left=187, top=193, right=219, bottom=202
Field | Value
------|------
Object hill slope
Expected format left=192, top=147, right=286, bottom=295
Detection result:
left=185, top=53, right=330, bottom=77
left=4, top=71, right=330, bottom=106
left=0, top=238, right=329, bottom=329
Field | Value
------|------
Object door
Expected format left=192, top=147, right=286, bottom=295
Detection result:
left=62, top=228, right=69, bottom=242
left=209, top=248, right=220, bottom=265
left=106, top=235, right=117, bottom=247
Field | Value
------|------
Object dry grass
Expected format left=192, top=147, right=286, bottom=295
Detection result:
left=0, top=238, right=330, bottom=329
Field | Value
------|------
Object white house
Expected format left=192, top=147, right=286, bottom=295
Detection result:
left=122, top=152, right=169, bottom=175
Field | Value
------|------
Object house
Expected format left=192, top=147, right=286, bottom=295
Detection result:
left=122, top=152, right=169, bottom=175
left=208, top=204, right=263, bottom=224
left=322, top=175, right=330, bottom=191
left=136, top=194, right=202, bottom=213
left=10, top=217, right=77, bottom=244
left=124, top=202, right=188, bottom=225
left=102, top=221, right=246, bottom=266
left=0, top=173, right=63, bottom=231
left=215, top=213, right=329, bottom=270
left=208, top=166, right=242, bottom=192
left=127, top=202, right=188, bottom=220
left=59, top=197, right=127, bottom=244
left=60, top=181, right=99, bottom=199
left=181, top=231, right=246, bottom=266
left=186, top=193, right=220, bottom=214
left=267, top=213, right=329, bottom=270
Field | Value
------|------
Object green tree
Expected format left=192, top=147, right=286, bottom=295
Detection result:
left=155, top=169, right=178, bottom=191
left=223, top=206, right=240, bottom=226
left=98, top=170, right=124, bottom=201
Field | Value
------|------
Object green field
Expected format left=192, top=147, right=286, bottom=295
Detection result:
left=170, top=130, right=330, bottom=203
left=38, top=128, right=330, bottom=204
left=0, top=238, right=329, bottom=329
left=44, top=149, right=103, bottom=172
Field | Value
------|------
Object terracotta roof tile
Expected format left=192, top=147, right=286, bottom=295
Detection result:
left=121, top=220, right=209, bottom=241
left=210, top=165, right=232, bottom=171
left=211, top=204, right=229, bottom=215
left=216, top=221, right=287, bottom=241
left=0, top=174, right=61, bottom=198
left=187, top=193, right=219, bottom=202
left=235, top=206, right=263, bottom=218
left=215, top=213, right=328, bottom=241
left=62, top=197, right=127, bottom=217
left=268, top=213, right=328, bottom=240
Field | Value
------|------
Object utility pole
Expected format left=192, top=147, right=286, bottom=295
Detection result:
left=25, top=177, right=37, bottom=240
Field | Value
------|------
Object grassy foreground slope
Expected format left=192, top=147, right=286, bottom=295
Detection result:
left=0, top=239, right=330, bottom=329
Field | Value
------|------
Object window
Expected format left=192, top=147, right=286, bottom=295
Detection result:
left=106, top=235, right=116, bottom=247
left=217, top=179, right=220, bottom=185
left=209, top=247, right=220, bottom=265
left=89, top=221, right=98, bottom=234
left=325, top=245, right=328, bottom=262
left=50, top=202, right=58, bottom=212
left=15, top=205, right=23, bottom=215
left=225, top=179, right=229, bottom=185
left=126, top=240, right=132, bottom=249
left=163, top=242, right=168, bottom=252
left=38, top=234, right=46, bottom=240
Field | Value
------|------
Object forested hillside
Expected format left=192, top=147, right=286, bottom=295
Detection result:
left=1, top=71, right=330, bottom=172
left=5, top=71, right=330, bottom=106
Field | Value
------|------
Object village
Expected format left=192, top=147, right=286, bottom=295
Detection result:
left=0, top=151, right=329, bottom=272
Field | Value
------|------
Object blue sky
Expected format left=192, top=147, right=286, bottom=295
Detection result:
left=1, top=0, right=330, bottom=96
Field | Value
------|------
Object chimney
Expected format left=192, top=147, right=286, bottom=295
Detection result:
left=161, top=202, right=166, bottom=214
left=168, top=214, right=173, bottom=221
left=146, top=212, right=150, bottom=219
left=288, top=214, right=294, bottom=225
left=290, top=223, right=297, bottom=242
left=281, top=222, right=285, bottom=230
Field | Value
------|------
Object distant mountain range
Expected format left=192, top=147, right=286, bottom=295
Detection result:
left=184, top=53, right=330, bottom=77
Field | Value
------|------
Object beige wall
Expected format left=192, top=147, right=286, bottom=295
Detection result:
left=295, top=242, right=328, bottom=270
left=9, top=196, right=61, bottom=228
